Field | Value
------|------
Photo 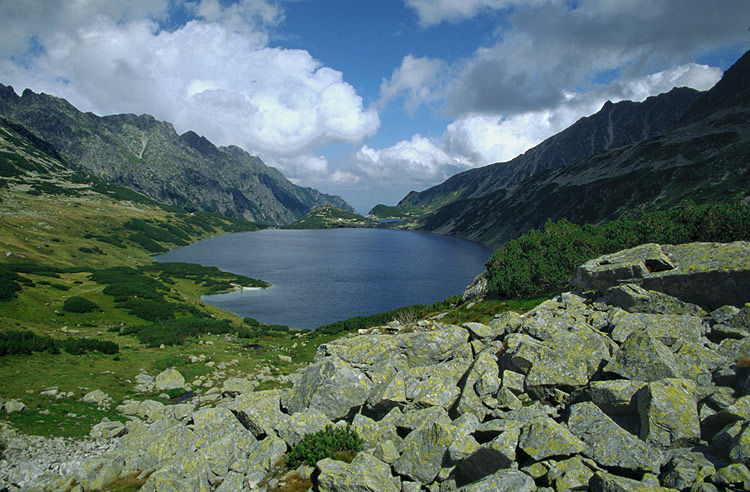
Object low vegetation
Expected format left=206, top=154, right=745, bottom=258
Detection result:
left=286, top=425, right=363, bottom=467
left=486, top=199, right=750, bottom=299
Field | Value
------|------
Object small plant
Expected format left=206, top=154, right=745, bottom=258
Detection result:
left=286, top=425, right=362, bottom=467
left=62, top=296, right=102, bottom=314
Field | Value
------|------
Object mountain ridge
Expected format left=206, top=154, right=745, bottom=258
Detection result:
left=0, top=85, right=353, bottom=225
left=409, top=50, right=750, bottom=248
left=398, top=86, right=702, bottom=211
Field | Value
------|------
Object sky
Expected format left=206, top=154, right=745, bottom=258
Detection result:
left=0, top=1, right=748, bottom=213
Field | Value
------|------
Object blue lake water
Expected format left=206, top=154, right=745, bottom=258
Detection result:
left=154, top=228, right=491, bottom=330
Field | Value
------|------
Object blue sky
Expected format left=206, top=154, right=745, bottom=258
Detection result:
left=0, top=1, right=748, bottom=212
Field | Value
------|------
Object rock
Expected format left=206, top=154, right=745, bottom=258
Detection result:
left=590, top=470, right=670, bottom=492
left=637, top=378, right=700, bottom=448
left=660, top=452, right=716, bottom=490
left=567, top=401, right=661, bottom=474
left=455, top=469, right=536, bottom=491
left=393, top=420, right=454, bottom=483
left=246, top=434, right=287, bottom=472
left=604, top=331, right=682, bottom=382
left=225, top=389, right=287, bottom=439
left=545, top=456, right=594, bottom=492
left=90, top=419, right=127, bottom=439
left=457, top=421, right=521, bottom=483
left=282, top=356, right=373, bottom=420
left=710, top=463, right=750, bottom=486
left=608, top=310, right=704, bottom=346
left=276, top=411, right=332, bottom=446
left=81, top=389, right=110, bottom=405
left=154, top=368, right=185, bottom=391
left=574, top=241, right=750, bottom=310
left=220, top=377, right=256, bottom=395
left=316, top=453, right=400, bottom=492
left=605, top=283, right=707, bottom=316
left=454, top=350, right=500, bottom=421
left=501, top=370, right=525, bottom=395
left=463, top=322, right=499, bottom=342
left=583, top=380, right=646, bottom=415
left=3, top=399, right=25, bottom=413
left=729, top=421, right=750, bottom=467
left=517, top=417, right=586, bottom=461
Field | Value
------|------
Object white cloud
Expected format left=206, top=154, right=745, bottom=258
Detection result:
left=355, top=135, right=461, bottom=185
left=0, top=0, right=379, bottom=172
left=378, top=54, right=447, bottom=114
left=447, top=0, right=750, bottom=116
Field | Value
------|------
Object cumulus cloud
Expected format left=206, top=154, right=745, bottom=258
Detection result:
left=0, top=0, right=379, bottom=177
left=378, top=54, right=447, bottom=114
left=447, top=0, right=750, bottom=116
left=355, top=135, right=462, bottom=185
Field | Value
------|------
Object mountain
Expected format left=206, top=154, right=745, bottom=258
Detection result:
left=398, top=86, right=702, bottom=211
left=412, top=50, right=750, bottom=248
left=0, top=85, right=353, bottom=225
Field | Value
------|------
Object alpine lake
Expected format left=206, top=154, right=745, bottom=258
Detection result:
left=154, top=228, right=491, bottom=330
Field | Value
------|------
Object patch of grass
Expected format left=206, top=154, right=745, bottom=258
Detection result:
left=3, top=398, right=127, bottom=438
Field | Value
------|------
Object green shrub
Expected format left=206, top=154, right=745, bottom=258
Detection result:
left=0, top=331, right=118, bottom=356
left=286, top=425, right=362, bottom=467
left=62, top=296, right=102, bottom=314
left=485, top=200, right=750, bottom=299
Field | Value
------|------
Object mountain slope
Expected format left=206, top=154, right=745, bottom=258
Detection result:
left=418, top=50, right=750, bottom=248
left=0, top=85, right=352, bottom=225
left=399, top=86, right=702, bottom=211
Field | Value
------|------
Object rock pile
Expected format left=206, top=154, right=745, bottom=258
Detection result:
left=3, top=241, right=750, bottom=491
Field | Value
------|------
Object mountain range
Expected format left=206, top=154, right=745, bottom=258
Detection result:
left=402, top=50, right=750, bottom=248
left=0, top=85, right=352, bottom=225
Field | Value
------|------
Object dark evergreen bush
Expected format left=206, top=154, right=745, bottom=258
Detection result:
left=286, top=425, right=362, bottom=467
left=62, top=296, right=102, bottom=314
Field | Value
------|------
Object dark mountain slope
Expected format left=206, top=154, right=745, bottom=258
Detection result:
left=419, top=50, right=750, bottom=249
left=0, top=86, right=352, bottom=224
left=399, top=86, right=702, bottom=211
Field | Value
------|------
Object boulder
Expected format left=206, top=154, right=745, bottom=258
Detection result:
left=275, top=411, right=332, bottom=446
left=583, top=380, right=646, bottom=415
left=81, top=389, right=110, bottom=405
left=545, top=456, right=594, bottom=492
left=3, top=399, right=25, bottom=413
left=636, top=378, right=700, bottom=448
left=604, top=331, right=682, bottom=382
left=393, top=420, right=454, bottom=483
left=316, top=453, right=400, bottom=492
left=608, top=310, right=704, bottom=346
left=574, top=241, right=750, bottom=310
left=567, top=401, right=661, bottom=474
left=455, top=469, right=536, bottom=491
left=225, top=389, right=287, bottom=439
left=454, top=350, right=501, bottom=421
left=605, top=283, right=707, bottom=316
left=590, top=471, right=670, bottom=492
left=282, top=356, right=373, bottom=420
left=154, top=368, right=185, bottom=391
left=659, top=452, right=716, bottom=490
left=517, top=417, right=586, bottom=461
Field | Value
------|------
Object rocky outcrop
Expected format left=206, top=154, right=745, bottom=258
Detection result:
left=3, top=241, right=750, bottom=491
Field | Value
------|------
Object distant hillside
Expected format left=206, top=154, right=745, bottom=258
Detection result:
left=413, top=50, right=750, bottom=248
left=399, top=86, right=702, bottom=212
left=0, top=85, right=353, bottom=225
left=285, top=205, right=378, bottom=229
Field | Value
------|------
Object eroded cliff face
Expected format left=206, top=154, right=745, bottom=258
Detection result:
left=3, top=242, right=750, bottom=491
left=0, top=86, right=353, bottom=225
